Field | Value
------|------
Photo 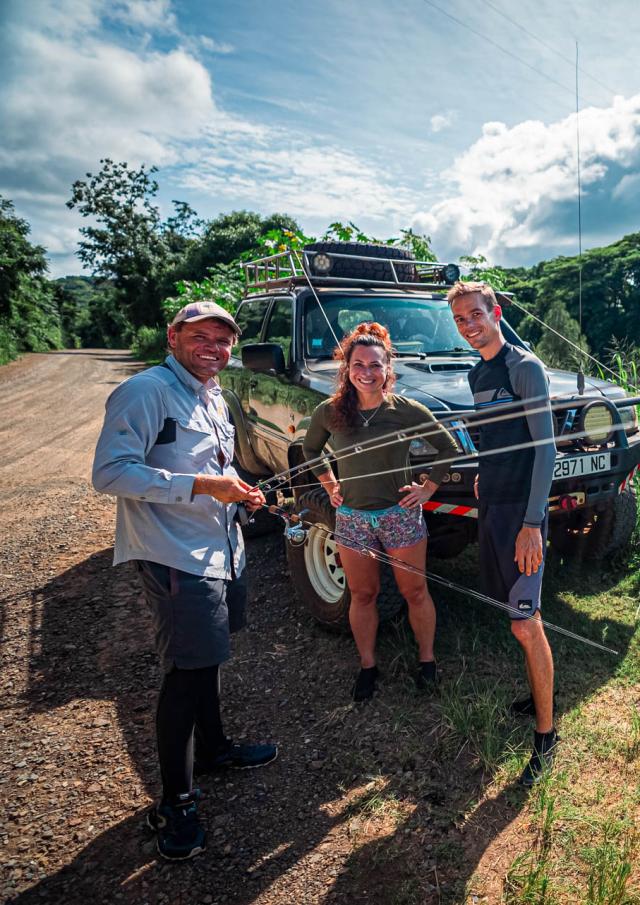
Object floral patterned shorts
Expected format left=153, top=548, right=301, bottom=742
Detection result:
left=335, top=504, right=427, bottom=553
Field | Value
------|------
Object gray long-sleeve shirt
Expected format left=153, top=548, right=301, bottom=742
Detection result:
left=92, top=355, right=244, bottom=578
left=468, top=342, right=556, bottom=526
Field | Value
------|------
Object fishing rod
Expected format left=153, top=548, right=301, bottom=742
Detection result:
left=263, top=502, right=619, bottom=656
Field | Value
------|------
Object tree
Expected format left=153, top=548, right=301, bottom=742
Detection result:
left=0, top=196, right=61, bottom=363
left=175, top=210, right=300, bottom=286
left=67, top=159, right=201, bottom=327
left=54, top=276, right=129, bottom=349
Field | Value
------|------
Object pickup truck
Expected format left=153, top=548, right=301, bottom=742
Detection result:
left=219, top=242, right=640, bottom=626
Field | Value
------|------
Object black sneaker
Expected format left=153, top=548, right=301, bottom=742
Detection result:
left=147, top=791, right=206, bottom=861
left=416, top=660, right=438, bottom=692
left=519, top=729, right=559, bottom=787
left=352, top=665, right=378, bottom=702
left=511, top=692, right=558, bottom=718
left=194, top=739, right=278, bottom=774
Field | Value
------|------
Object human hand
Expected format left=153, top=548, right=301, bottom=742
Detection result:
left=244, top=485, right=266, bottom=511
left=398, top=478, right=438, bottom=508
left=514, top=526, right=543, bottom=575
left=193, top=474, right=266, bottom=507
left=474, top=474, right=479, bottom=500
left=327, top=482, right=343, bottom=508
left=319, top=472, right=343, bottom=508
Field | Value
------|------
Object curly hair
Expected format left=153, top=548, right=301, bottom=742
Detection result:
left=329, top=322, right=396, bottom=431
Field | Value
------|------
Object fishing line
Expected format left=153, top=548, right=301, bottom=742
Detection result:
left=508, top=297, right=640, bottom=395
left=267, top=503, right=619, bottom=655
left=257, top=390, right=632, bottom=496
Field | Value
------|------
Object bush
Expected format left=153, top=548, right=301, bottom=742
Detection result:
left=130, top=325, right=166, bottom=363
left=0, top=319, right=19, bottom=365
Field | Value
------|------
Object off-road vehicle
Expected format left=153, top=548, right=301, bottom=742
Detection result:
left=219, top=242, right=640, bottom=626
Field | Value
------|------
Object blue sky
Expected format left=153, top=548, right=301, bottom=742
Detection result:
left=1, top=0, right=639, bottom=276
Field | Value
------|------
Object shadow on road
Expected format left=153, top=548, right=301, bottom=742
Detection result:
left=5, top=533, right=637, bottom=904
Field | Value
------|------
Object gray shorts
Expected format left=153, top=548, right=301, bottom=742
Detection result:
left=136, top=561, right=247, bottom=672
left=478, top=501, right=548, bottom=620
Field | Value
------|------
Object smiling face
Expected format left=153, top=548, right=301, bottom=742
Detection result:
left=348, top=343, right=388, bottom=401
left=167, top=318, right=236, bottom=383
left=451, top=293, right=504, bottom=359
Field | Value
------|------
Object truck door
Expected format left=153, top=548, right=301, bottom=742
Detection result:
left=247, top=297, right=294, bottom=474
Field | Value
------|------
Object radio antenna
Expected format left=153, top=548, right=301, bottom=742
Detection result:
left=576, top=41, right=585, bottom=395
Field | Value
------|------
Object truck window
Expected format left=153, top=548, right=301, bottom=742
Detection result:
left=234, top=299, right=268, bottom=352
left=263, top=298, right=292, bottom=365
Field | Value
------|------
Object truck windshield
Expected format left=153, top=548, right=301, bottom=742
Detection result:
left=304, top=294, right=476, bottom=358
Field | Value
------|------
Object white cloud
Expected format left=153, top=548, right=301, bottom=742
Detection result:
left=180, top=130, right=416, bottom=225
left=412, top=95, right=640, bottom=264
left=200, top=36, right=234, bottom=54
left=109, top=0, right=177, bottom=32
left=0, top=0, right=417, bottom=273
left=430, top=111, right=456, bottom=133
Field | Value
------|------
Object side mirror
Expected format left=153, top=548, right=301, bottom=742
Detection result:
left=241, top=342, right=286, bottom=374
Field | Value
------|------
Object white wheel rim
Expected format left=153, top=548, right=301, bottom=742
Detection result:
left=304, top=522, right=345, bottom=603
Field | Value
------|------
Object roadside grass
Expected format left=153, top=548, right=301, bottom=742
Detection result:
left=360, top=502, right=640, bottom=902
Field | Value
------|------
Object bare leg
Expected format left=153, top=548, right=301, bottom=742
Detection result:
left=387, top=538, right=435, bottom=662
left=511, top=613, right=554, bottom=733
left=338, top=544, right=381, bottom=668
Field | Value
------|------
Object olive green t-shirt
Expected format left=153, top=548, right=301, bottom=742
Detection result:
left=302, top=395, right=458, bottom=511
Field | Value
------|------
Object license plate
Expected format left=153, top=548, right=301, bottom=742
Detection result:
left=553, top=452, right=611, bottom=480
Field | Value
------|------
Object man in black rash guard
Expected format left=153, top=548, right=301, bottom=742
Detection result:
left=448, top=281, right=558, bottom=786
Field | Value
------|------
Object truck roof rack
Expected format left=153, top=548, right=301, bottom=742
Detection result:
left=242, top=249, right=462, bottom=294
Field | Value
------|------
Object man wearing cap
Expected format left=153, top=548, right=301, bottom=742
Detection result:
left=93, top=300, right=277, bottom=862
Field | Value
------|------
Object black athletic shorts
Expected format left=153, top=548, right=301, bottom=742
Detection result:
left=136, top=561, right=247, bottom=672
left=478, top=501, right=548, bottom=620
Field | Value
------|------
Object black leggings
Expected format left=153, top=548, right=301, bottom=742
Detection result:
left=156, top=664, right=225, bottom=801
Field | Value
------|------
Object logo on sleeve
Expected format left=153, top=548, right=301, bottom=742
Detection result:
left=517, top=599, right=533, bottom=612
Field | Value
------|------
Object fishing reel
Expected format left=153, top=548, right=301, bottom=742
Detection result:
left=268, top=504, right=309, bottom=546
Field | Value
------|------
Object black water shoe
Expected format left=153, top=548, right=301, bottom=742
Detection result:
left=353, top=666, right=379, bottom=702
left=416, top=660, right=438, bottom=692
left=195, top=739, right=278, bottom=774
left=519, top=729, right=559, bottom=787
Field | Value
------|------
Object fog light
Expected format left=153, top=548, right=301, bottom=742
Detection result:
left=450, top=471, right=462, bottom=483
left=580, top=401, right=614, bottom=445
left=441, top=473, right=450, bottom=483
left=312, top=253, right=332, bottom=274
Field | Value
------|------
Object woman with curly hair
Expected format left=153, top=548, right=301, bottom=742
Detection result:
left=303, top=322, right=458, bottom=701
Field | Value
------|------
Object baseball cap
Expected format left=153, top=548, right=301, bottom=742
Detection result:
left=169, top=300, right=241, bottom=335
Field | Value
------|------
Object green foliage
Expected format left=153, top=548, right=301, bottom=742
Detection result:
left=130, top=324, right=167, bottom=363
left=175, top=210, right=300, bottom=286
left=320, top=222, right=436, bottom=261
left=67, top=158, right=200, bottom=327
left=459, top=253, right=509, bottom=291
left=54, top=276, right=130, bottom=348
left=0, top=196, right=62, bottom=362
left=498, top=233, right=640, bottom=364
left=162, top=261, right=246, bottom=324
left=397, top=228, right=437, bottom=262
left=520, top=299, right=590, bottom=370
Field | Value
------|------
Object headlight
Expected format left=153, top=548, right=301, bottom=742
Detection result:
left=410, top=437, right=437, bottom=456
left=312, top=253, right=332, bottom=274
left=579, top=401, right=615, bottom=445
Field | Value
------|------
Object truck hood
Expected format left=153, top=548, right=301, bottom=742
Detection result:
left=393, top=359, right=622, bottom=411
left=305, top=357, right=624, bottom=412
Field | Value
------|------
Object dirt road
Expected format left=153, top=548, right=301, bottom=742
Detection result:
left=2, top=351, right=596, bottom=904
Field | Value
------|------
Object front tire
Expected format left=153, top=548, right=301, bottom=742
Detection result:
left=286, top=488, right=406, bottom=629
left=549, top=484, right=637, bottom=559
